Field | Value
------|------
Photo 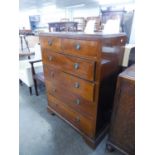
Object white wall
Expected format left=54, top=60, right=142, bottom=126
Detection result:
left=38, top=7, right=100, bottom=24
left=19, top=9, right=40, bottom=29
left=38, top=5, right=67, bottom=24
left=19, top=3, right=135, bottom=42
left=19, top=6, right=101, bottom=29
left=19, top=7, right=68, bottom=29
left=72, top=7, right=100, bottom=18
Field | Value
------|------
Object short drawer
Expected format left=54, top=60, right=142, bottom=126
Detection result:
left=47, top=94, right=94, bottom=138
left=45, top=79, right=96, bottom=117
left=42, top=52, right=95, bottom=81
left=44, top=66, right=95, bottom=102
left=61, top=38, right=98, bottom=58
left=39, top=36, right=61, bottom=52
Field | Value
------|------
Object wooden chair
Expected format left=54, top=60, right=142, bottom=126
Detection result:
left=19, top=43, right=43, bottom=95
left=29, top=59, right=45, bottom=96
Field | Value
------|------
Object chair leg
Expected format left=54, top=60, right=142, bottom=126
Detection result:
left=34, top=79, right=39, bottom=96
left=29, top=87, right=32, bottom=95
left=19, top=79, right=23, bottom=85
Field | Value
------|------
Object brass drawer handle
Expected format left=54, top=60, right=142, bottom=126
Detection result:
left=48, top=40, right=53, bottom=46
left=75, top=44, right=81, bottom=50
left=75, top=116, right=80, bottom=122
left=74, top=82, right=80, bottom=88
left=120, top=39, right=123, bottom=43
left=48, top=56, right=53, bottom=61
left=75, top=99, right=80, bottom=105
left=52, top=88, right=56, bottom=92
left=74, top=63, right=79, bottom=69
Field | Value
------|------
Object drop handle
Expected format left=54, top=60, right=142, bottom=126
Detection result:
left=48, top=40, right=53, bottom=46
left=52, top=88, right=56, bottom=92
left=48, top=56, right=53, bottom=61
left=75, top=99, right=80, bottom=105
left=75, top=116, right=80, bottom=122
left=75, top=44, right=81, bottom=50
left=120, top=39, right=123, bottom=43
left=74, top=82, right=80, bottom=88
left=74, top=63, right=79, bottom=69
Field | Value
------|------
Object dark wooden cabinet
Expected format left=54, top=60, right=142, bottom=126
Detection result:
left=107, top=65, right=135, bottom=154
left=39, top=32, right=126, bottom=148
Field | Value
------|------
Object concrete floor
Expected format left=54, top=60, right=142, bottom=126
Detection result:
left=19, top=83, right=123, bottom=155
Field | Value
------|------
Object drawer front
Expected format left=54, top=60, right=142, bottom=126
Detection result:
left=42, top=51, right=95, bottom=81
left=44, top=65, right=94, bottom=102
left=102, top=36, right=126, bottom=46
left=39, top=36, right=61, bottom=52
left=47, top=94, right=94, bottom=138
left=45, top=80, right=96, bottom=117
left=61, top=38, right=98, bottom=58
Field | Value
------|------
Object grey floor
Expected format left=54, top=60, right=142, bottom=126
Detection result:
left=19, top=83, right=123, bottom=155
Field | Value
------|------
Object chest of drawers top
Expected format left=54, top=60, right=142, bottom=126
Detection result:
left=39, top=32, right=126, bottom=39
left=39, top=32, right=126, bottom=60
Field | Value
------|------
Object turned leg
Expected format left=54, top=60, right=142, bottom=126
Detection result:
left=34, top=79, right=39, bottom=96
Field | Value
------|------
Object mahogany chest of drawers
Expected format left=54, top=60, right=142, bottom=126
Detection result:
left=107, top=65, right=135, bottom=154
left=39, top=32, right=126, bottom=148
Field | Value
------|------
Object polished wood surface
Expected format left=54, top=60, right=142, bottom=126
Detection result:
left=47, top=94, right=94, bottom=138
left=44, top=65, right=95, bottom=102
left=107, top=65, right=135, bottom=154
left=42, top=51, right=95, bottom=81
left=61, top=38, right=98, bottom=58
left=45, top=80, right=95, bottom=118
left=39, top=32, right=126, bottom=148
left=39, top=36, right=61, bottom=52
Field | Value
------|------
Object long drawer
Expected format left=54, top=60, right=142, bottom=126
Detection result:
left=40, top=36, right=61, bottom=52
left=45, top=79, right=95, bottom=117
left=42, top=51, right=95, bottom=81
left=44, top=65, right=95, bottom=102
left=47, top=94, right=94, bottom=138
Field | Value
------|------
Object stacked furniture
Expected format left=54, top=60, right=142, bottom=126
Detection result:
left=86, top=16, right=102, bottom=32
left=107, top=65, right=135, bottom=154
left=48, top=22, right=78, bottom=32
left=39, top=32, right=126, bottom=148
left=73, top=17, right=86, bottom=32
